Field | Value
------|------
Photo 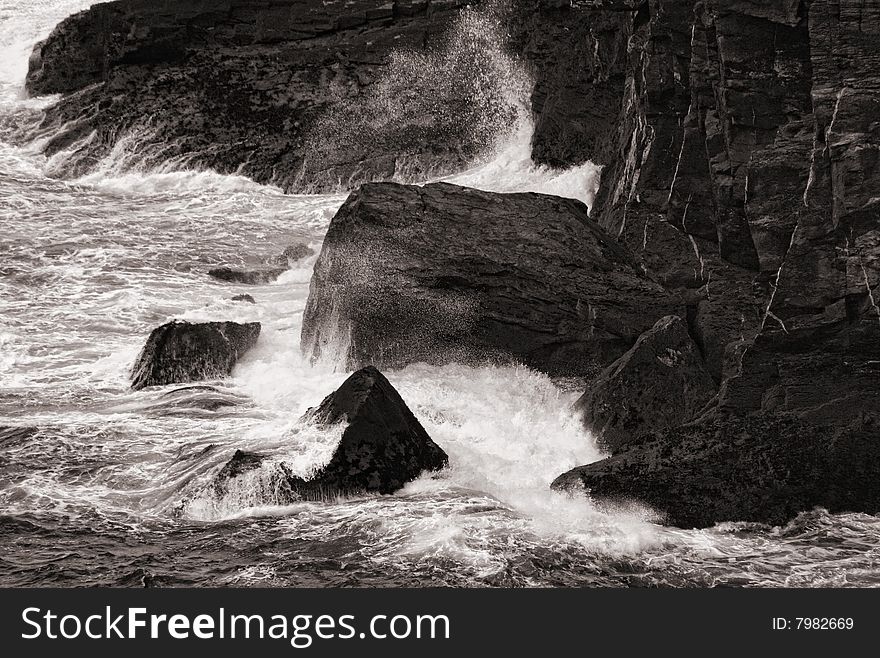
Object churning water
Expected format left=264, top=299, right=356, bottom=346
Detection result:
left=1, top=1, right=879, bottom=588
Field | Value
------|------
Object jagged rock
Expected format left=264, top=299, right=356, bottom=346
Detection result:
left=208, top=267, right=287, bottom=286
left=294, top=366, right=448, bottom=495
left=302, top=182, right=682, bottom=377
left=217, top=450, right=266, bottom=482
left=130, top=321, right=261, bottom=390
left=24, top=0, right=631, bottom=192
left=211, top=367, right=448, bottom=500
left=552, top=414, right=880, bottom=529
left=574, top=315, right=717, bottom=453
left=231, top=294, right=256, bottom=304
left=580, top=0, right=880, bottom=426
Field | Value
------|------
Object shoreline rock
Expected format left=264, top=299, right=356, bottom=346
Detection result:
left=574, top=315, right=717, bottom=454
left=131, top=321, right=261, bottom=390
left=210, top=367, right=448, bottom=501
left=552, top=414, right=880, bottom=529
left=302, top=181, right=682, bottom=377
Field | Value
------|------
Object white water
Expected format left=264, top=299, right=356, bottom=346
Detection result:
left=2, top=0, right=880, bottom=588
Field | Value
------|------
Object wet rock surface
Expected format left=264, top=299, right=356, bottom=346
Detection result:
left=130, top=321, right=261, bottom=390
left=553, top=414, right=880, bottom=529
left=302, top=182, right=681, bottom=377
left=211, top=367, right=448, bottom=500
left=208, top=267, right=287, bottom=286
left=574, top=315, right=717, bottom=454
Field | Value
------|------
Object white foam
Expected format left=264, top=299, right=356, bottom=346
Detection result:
left=444, top=119, right=603, bottom=209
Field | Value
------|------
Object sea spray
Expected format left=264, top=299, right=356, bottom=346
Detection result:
left=298, top=0, right=534, bottom=190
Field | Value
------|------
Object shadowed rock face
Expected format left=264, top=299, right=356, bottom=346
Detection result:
left=211, top=367, right=448, bottom=500
left=578, top=0, right=880, bottom=426
left=23, top=1, right=641, bottom=192
left=574, top=315, right=717, bottom=454
left=541, top=0, right=879, bottom=528
left=552, top=415, right=880, bottom=529
left=295, top=365, right=448, bottom=495
left=302, top=182, right=682, bottom=377
left=130, top=321, right=261, bottom=390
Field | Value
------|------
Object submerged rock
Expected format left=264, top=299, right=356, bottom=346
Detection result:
left=552, top=415, right=880, bottom=529
left=302, top=182, right=681, bottom=377
left=211, top=366, right=448, bottom=502
left=208, top=267, right=286, bottom=286
left=275, top=243, right=315, bottom=265
left=574, top=315, right=717, bottom=453
left=131, top=321, right=261, bottom=391
left=231, top=294, right=256, bottom=304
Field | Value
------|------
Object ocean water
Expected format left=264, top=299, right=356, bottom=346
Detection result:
left=1, top=0, right=879, bottom=588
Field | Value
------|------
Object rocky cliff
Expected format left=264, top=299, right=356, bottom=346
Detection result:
left=579, top=0, right=880, bottom=430
left=25, top=0, right=618, bottom=191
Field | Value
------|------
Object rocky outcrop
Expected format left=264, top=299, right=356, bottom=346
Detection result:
left=295, top=365, right=448, bottom=495
left=131, top=321, right=260, bottom=390
left=574, top=315, right=716, bottom=453
left=575, top=0, right=880, bottom=425
left=208, top=267, right=287, bottom=286
left=276, top=243, right=315, bottom=265
left=551, top=0, right=879, bottom=526
left=23, top=0, right=657, bottom=192
left=211, top=367, right=448, bottom=500
left=23, top=0, right=610, bottom=192
left=302, top=182, right=681, bottom=376
left=552, top=414, right=880, bottom=528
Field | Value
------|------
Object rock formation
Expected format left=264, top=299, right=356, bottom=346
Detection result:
left=131, top=321, right=261, bottom=390
left=23, top=0, right=654, bottom=192
left=553, top=414, right=880, bottom=528
left=302, top=182, right=681, bottom=376
left=208, top=267, right=287, bottom=286
left=574, top=315, right=716, bottom=453
left=26, top=0, right=880, bottom=527
left=211, top=367, right=448, bottom=500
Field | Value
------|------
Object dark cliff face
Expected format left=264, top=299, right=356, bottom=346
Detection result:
left=27, top=0, right=482, bottom=190
left=24, top=0, right=613, bottom=192
left=568, top=0, right=880, bottom=429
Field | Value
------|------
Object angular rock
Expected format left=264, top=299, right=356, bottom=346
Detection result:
left=294, top=366, right=448, bottom=495
left=211, top=367, right=448, bottom=500
left=302, top=182, right=682, bottom=377
left=553, top=414, right=880, bottom=529
left=231, top=294, right=256, bottom=304
left=208, top=267, right=287, bottom=286
left=574, top=315, right=717, bottom=454
left=130, top=321, right=261, bottom=390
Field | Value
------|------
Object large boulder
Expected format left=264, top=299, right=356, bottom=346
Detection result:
left=210, top=367, right=448, bottom=500
left=574, top=315, right=717, bottom=453
left=302, top=182, right=681, bottom=377
left=552, top=414, right=880, bottom=529
left=131, top=321, right=261, bottom=390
